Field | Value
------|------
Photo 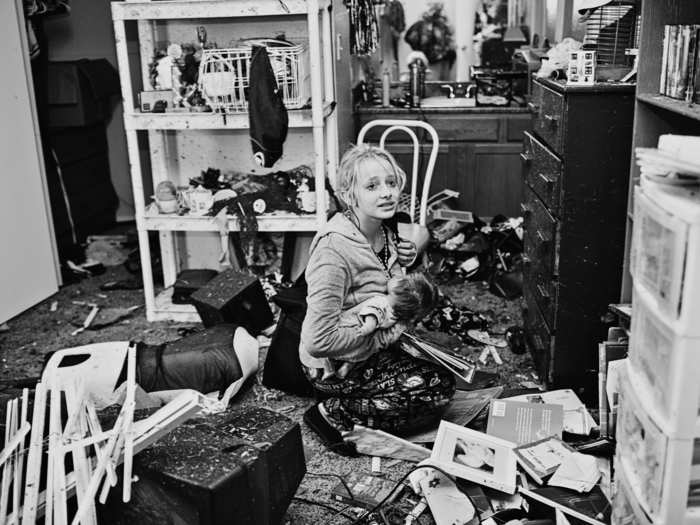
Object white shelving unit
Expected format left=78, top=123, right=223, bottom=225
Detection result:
left=111, top=0, right=338, bottom=322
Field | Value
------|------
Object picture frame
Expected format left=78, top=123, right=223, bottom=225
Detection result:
left=430, top=421, right=518, bottom=494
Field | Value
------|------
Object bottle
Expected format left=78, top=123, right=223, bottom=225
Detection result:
left=418, top=60, right=426, bottom=98
left=382, top=69, right=391, bottom=107
left=409, top=61, right=421, bottom=108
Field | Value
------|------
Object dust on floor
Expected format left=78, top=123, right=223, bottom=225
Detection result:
left=0, top=264, right=535, bottom=525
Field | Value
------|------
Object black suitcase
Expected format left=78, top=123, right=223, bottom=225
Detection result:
left=98, top=407, right=305, bottom=525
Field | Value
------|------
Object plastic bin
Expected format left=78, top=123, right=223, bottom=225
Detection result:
left=616, top=365, right=700, bottom=522
left=631, top=182, right=700, bottom=336
left=197, top=39, right=309, bottom=113
left=612, top=458, right=654, bottom=525
left=628, top=284, right=700, bottom=437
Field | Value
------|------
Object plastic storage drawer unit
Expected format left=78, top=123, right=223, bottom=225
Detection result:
left=616, top=365, right=700, bottom=523
left=628, top=284, right=700, bottom=438
left=612, top=458, right=654, bottom=525
left=631, top=183, right=700, bottom=336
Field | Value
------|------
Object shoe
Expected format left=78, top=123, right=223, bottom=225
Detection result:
left=303, top=405, right=357, bottom=457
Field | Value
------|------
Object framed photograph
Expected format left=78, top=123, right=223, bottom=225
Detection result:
left=430, top=421, right=518, bottom=494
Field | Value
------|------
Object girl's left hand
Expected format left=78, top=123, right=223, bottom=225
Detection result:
left=396, top=239, right=418, bottom=267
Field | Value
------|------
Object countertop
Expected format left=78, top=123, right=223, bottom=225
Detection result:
left=355, top=104, right=532, bottom=115
left=535, top=76, right=637, bottom=94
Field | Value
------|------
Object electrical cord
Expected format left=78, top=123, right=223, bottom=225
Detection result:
left=346, top=464, right=482, bottom=525
left=305, top=470, right=355, bottom=500
left=291, top=496, right=355, bottom=522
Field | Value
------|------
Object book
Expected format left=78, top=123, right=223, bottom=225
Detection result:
left=502, top=389, right=595, bottom=436
left=676, top=25, right=691, bottom=99
left=486, top=399, right=564, bottom=446
left=519, top=485, right=611, bottom=525
left=598, top=341, right=628, bottom=438
left=513, top=436, right=576, bottom=485
left=406, top=386, right=503, bottom=443
left=330, top=471, right=401, bottom=510
left=399, top=333, right=476, bottom=385
left=660, top=25, right=670, bottom=94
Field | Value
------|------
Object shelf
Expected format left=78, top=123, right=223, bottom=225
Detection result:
left=112, top=0, right=330, bottom=20
left=125, top=103, right=334, bottom=130
left=151, top=287, right=200, bottom=323
left=637, top=93, right=700, bottom=122
left=143, top=209, right=320, bottom=232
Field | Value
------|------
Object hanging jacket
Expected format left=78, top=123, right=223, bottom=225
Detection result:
left=248, top=44, right=288, bottom=168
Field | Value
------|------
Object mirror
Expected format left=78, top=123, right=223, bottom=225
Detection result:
left=371, top=0, right=531, bottom=82
left=363, top=0, right=586, bottom=82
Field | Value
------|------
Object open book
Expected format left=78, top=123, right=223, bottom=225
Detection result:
left=399, top=333, right=476, bottom=385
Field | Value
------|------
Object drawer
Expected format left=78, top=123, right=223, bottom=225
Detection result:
left=523, top=257, right=557, bottom=330
left=426, top=114, right=499, bottom=141
left=521, top=131, right=562, bottom=216
left=523, top=189, right=558, bottom=328
left=531, top=81, right=565, bottom=155
left=523, top=286, right=554, bottom=383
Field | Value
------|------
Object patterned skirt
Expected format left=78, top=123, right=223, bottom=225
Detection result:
left=304, top=345, right=456, bottom=434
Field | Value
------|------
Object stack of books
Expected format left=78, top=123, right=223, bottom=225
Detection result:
left=660, top=25, right=700, bottom=102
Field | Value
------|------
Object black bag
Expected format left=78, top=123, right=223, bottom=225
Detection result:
left=262, top=274, right=315, bottom=397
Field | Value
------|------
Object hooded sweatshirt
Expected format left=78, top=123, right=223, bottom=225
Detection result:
left=299, top=212, right=403, bottom=370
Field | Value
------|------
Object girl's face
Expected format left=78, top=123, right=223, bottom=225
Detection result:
left=352, top=157, right=400, bottom=222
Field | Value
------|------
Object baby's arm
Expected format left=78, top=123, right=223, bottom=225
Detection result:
left=357, top=313, right=380, bottom=335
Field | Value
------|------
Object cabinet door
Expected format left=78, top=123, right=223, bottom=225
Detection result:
left=463, top=143, right=524, bottom=218
left=0, top=0, right=59, bottom=323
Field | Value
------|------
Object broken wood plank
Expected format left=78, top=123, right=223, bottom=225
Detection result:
left=22, top=382, right=46, bottom=525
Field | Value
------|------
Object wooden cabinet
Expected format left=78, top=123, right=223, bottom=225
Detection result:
left=522, top=77, right=635, bottom=405
left=355, top=109, right=531, bottom=218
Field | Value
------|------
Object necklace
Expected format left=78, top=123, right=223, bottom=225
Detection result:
left=373, top=226, right=390, bottom=274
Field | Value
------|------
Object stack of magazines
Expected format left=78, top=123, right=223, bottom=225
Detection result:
left=635, top=134, right=700, bottom=186
left=399, top=333, right=476, bottom=384
left=660, top=25, right=700, bottom=102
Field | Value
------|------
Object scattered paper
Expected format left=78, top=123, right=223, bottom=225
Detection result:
left=548, top=452, right=601, bottom=493
left=342, top=425, right=430, bottom=462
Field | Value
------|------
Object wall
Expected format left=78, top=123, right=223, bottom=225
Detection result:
left=44, top=0, right=135, bottom=221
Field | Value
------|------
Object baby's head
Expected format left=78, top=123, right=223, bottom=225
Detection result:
left=387, top=272, right=439, bottom=321
left=336, top=143, right=406, bottom=210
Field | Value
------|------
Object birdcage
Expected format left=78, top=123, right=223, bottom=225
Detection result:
left=197, top=39, right=308, bottom=114
left=582, top=0, right=640, bottom=67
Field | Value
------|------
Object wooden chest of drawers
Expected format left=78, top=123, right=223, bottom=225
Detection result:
left=522, top=78, right=635, bottom=404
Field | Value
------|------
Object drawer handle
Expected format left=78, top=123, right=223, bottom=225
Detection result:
left=533, top=334, right=544, bottom=350
left=538, top=172, right=555, bottom=187
left=520, top=152, right=532, bottom=164
left=520, top=203, right=532, bottom=217
left=527, top=101, right=539, bottom=113
left=521, top=255, right=531, bottom=268
left=536, top=283, right=550, bottom=302
left=536, top=230, right=550, bottom=244
left=544, top=114, right=558, bottom=126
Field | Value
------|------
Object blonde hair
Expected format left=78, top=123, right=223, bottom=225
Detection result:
left=336, top=143, right=407, bottom=209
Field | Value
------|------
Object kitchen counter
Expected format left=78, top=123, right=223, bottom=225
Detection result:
left=356, top=104, right=532, bottom=115
left=355, top=105, right=533, bottom=218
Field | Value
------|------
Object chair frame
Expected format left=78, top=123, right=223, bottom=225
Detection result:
left=357, top=119, right=440, bottom=226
